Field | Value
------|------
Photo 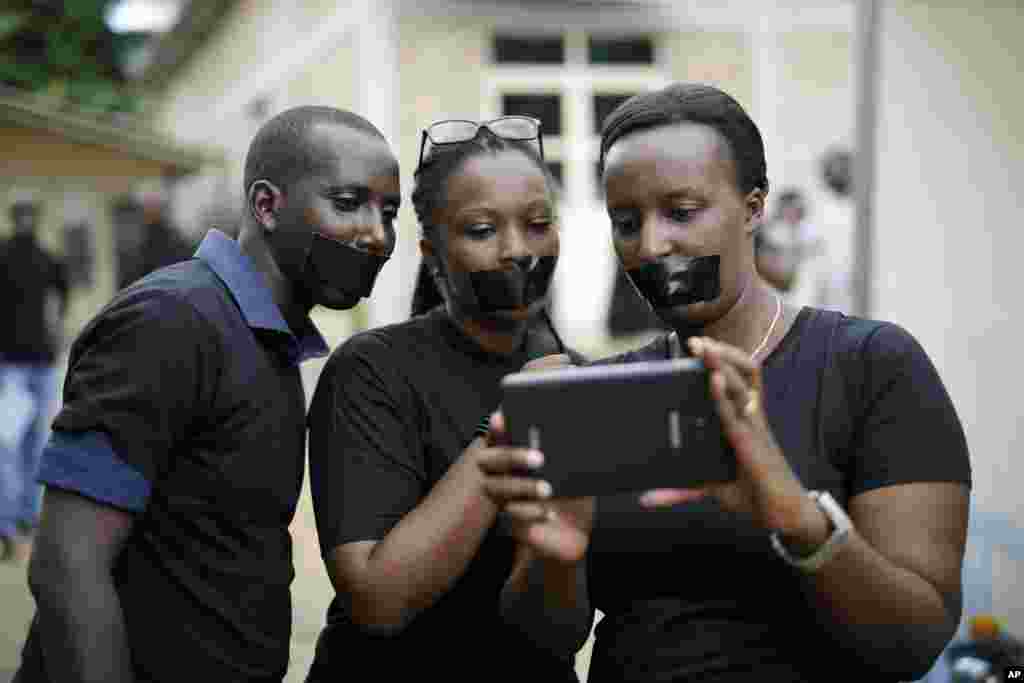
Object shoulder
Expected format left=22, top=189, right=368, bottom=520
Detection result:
left=318, top=316, right=435, bottom=390
left=818, top=309, right=930, bottom=371
left=808, top=309, right=951, bottom=418
left=78, top=263, right=224, bottom=352
left=334, top=315, right=434, bottom=364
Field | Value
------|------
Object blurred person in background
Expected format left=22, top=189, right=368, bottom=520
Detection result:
left=486, top=83, right=971, bottom=682
left=0, top=197, right=69, bottom=562
left=814, top=146, right=856, bottom=314
left=754, top=187, right=824, bottom=305
left=13, top=106, right=400, bottom=683
left=114, top=191, right=194, bottom=290
left=305, top=117, right=587, bottom=682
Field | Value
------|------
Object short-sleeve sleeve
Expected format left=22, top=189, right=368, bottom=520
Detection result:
left=308, top=333, right=428, bottom=554
left=40, top=288, right=220, bottom=510
left=846, top=322, right=971, bottom=496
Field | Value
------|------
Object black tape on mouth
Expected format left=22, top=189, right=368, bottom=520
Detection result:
left=307, top=233, right=389, bottom=299
left=627, top=255, right=721, bottom=309
left=467, top=255, right=556, bottom=313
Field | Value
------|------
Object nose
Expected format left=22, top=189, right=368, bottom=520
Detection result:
left=352, top=205, right=394, bottom=257
left=498, top=224, right=531, bottom=268
left=635, top=212, right=672, bottom=263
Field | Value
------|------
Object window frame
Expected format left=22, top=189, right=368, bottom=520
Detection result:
left=483, top=29, right=670, bottom=208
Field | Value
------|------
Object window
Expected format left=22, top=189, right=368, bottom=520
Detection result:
left=494, top=35, right=565, bottom=64
left=487, top=31, right=666, bottom=206
left=593, top=92, right=637, bottom=134
left=588, top=36, right=655, bottom=65
left=501, top=93, right=562, bottom=136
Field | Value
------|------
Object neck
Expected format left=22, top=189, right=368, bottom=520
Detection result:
left=237, top=222, right=311, bottom=333
left=686, top=275, right=782, bottom=357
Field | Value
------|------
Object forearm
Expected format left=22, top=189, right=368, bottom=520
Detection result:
left=31, top=567, right=134, bottom=683
left=353, top=458, right=498, bottom=630
left=501, top=547, right=593, bottom=656
left=792, top=528, right=958, bottom=677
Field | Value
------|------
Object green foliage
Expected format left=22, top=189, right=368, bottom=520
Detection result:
left=0, top=1, right=146, bottom=116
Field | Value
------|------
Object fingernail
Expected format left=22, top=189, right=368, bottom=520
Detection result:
left=688, top=337, right=702, bottom=354
left=537, top=481, right=553, bottom=498
left=526, top=450, right=544, bottom=468
left=639, top=491, right=656, bottom=506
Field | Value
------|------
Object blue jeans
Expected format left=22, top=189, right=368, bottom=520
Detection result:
left=0, top=363, right=58, bottom=538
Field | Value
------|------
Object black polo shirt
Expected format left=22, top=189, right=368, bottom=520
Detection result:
left=16, top=229, right=328, bottom=683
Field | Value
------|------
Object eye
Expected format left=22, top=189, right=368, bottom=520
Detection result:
left=527, top=217, right=554, bottom=235
left=332, top=195, right=360, bottom=212
left=667, top=206, right=698, bottom=224
left=609, top=211, right=640, bottom=239
left=465, top=223, right=496, bottom=240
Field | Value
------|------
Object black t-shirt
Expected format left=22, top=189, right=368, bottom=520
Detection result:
left=306, top=306, right=580, bottom=681
left=17, top=247, right=322, bottom=682
left=585, top=307, right=972, bottom=683
left=0, top=233, right=69, bottom=363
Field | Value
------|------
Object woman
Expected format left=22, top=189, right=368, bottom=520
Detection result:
left=493, top=84, right=971, bottom=682
left=305, top=117, right=589, bottom=681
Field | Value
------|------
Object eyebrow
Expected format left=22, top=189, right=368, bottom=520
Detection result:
left=662, top=187, right=707, bottom=201
left=323, top=184, right=401, bottom=205
left=454, top=198, right=553, bottom=217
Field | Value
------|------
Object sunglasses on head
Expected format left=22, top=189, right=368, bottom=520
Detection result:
left=417, top=115, right=545, bottom=171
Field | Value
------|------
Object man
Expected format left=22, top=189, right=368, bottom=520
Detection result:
left=14, top=106, right=401, bottom=683
left=113, top=192, right=194, bottom=291
left=0, top=198, right=69, bottom=560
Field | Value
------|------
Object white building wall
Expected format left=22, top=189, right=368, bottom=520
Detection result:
left=873, top=1, right=1024, bottom=629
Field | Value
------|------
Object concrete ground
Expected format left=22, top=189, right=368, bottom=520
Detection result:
left=0, top=309, right=633, bottom=683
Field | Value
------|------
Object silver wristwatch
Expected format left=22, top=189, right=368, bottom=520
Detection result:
left=770, top=491, right=852, bottom=572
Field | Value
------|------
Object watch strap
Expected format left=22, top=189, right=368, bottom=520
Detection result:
left=770, top=491, right=852, bottom=572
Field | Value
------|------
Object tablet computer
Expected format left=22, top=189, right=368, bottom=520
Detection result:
left=500, top=359, right=735, bottom=498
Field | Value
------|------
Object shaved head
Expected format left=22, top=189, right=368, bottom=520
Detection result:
left=243, top=106, right=386, bottom=197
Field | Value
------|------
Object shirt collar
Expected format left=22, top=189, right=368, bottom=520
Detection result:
left=195, top=229, right=328, bottom=363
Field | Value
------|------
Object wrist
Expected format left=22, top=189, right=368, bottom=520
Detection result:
left=770, top=491, right=853, bottom=572
left=777, top=494, right=833, bottom=556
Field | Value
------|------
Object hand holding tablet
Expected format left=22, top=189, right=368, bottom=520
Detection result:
left=500, top=359, right=737, bottom=498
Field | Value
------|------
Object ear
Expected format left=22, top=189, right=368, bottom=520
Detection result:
left=744, top=188, right=767, bottom=236
left=248, top=179, right=284, bottom=232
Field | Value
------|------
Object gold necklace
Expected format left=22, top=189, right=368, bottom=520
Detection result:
left=667, top=293, right=784, bottom=360
left=750, top=293, right=783, bottom=361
